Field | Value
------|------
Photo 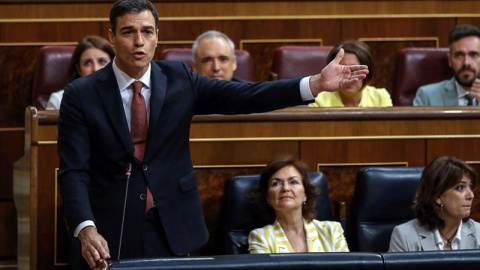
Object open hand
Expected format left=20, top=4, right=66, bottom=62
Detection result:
left=309, top=48, right=369, bottom=96
left=469, top=78, right=480, bottom=101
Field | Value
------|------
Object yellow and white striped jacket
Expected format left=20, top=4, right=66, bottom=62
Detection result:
left=248, top=219, right=349, bottom=253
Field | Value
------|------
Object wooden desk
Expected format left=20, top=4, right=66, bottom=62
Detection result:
left=13, top=106, right=480, bottom=269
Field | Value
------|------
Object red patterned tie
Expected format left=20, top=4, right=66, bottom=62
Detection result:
left=131, top=81, right=154, bottom=212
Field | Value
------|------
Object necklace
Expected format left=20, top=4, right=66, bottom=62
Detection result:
left=439, top=230, right=456, bottom=249
left=444, top=237, right=453, bottom=249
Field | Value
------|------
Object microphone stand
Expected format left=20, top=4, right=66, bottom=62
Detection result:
left=117, top=163, right=132, bottom=260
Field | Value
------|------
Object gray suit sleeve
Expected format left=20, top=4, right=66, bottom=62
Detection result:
left=413, top=87, right=428, bottom=106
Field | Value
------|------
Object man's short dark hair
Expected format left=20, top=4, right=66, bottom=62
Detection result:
left=110, top=0, right=159, bottom=35
left=448, top=24, right=480, bottom=46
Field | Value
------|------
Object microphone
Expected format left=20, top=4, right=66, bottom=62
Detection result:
left=117, top=163, right=132, bottom=260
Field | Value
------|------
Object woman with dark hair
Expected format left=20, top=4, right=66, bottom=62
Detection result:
left=46, top=35, right=115, bottom=110
left=309, top=40, right=392, bottom=107
left=248, top=156, right=348, bottom=253
left=389, top=156, right=480, bottom=251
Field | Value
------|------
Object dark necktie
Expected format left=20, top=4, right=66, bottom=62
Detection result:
left=465, top=94, right=473, bottom=106
left=131, top=81, right=154, bottom=212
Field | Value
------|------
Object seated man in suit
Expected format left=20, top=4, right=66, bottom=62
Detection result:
left=414, top=24, right=480, bottom=106
left=192, top=30, right=248, bottom=82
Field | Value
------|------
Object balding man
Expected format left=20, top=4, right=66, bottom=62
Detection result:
left=192, top=30, right=248, bottom=82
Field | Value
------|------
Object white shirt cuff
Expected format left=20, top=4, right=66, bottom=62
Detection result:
left=74, top=220, right=96, bottom=237
left=300, top=76, right=314, bottom=101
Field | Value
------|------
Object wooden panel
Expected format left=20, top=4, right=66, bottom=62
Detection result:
left=13, top=107, right=480, bottom=269
left=342, top=18, right=455, bottom=47
left=0, top=202, right=17, bottom=258
left=190, top=108, right=480, bottom=139
left=426, top=138, right=480, bottom=162
left=0, top=129, right=23, bottom=265
left=0, top=46, right=40, bottom=127
left=1, top=1, right=479, bottom=18
left=0, top=129, right=24, bottom=199
left=0, top=22, right=109, bottom=43
left=300, top=139, right=425, bottom=213
left=457, top=18, right=480, bottom=26
left=37, top=145, right=61, bottom=268
left=191, top=141, right=299, bottom=165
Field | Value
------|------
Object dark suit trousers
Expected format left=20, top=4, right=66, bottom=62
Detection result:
left=143, top=207, right=176, bottom=257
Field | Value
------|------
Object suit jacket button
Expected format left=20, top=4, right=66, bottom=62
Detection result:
left=143, top=164, right=148, bottom=170
left=140, top=194, right=146, bottom=200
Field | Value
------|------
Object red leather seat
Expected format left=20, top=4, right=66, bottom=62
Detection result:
left=31, top=46, right=75, bottom=109
left=160, top=48, right=255, bottom=82
left=393, top=47, right=453, bottom=105
left=270, top=46, right=334, bottom=80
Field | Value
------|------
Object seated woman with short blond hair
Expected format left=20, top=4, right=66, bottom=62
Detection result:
left=248, top=156, right=348, bottom=253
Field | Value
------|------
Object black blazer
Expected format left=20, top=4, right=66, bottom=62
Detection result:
left=57, top=60, right=305, bottom=259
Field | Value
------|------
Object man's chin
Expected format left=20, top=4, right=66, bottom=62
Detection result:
left=456, top=76, right=475, bottom=88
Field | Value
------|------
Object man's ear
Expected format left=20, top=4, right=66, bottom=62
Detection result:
left=447, top=52, right=452, bottom=68
left=232, top=57, right=238, bottom=72
left=108, top=29, right=115, bottom=45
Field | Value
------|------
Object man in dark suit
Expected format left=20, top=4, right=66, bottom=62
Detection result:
left=57, top=0, right=368, bottom=269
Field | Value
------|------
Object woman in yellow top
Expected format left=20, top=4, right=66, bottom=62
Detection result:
left=309, top=40, right=392, bottom=107
left=248, top=156, right=349, bottom=253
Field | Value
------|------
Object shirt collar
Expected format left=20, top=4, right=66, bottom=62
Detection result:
left=433, top=220, right=463, bottom=248
left=112, top=57, right=152, bottom=92
left=455, top=81, right=469, bottom=98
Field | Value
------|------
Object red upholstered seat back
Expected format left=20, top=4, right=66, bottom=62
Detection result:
left=32, top=46, right=75, bottom=109
left=160, top=48, right=255, bottom=82
left=393, top=47, right=453, bottom=105
left=270, top=45, right=334, bottom=80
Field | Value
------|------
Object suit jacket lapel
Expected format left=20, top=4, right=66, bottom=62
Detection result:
left=416, top=221, right=438, bottom=251
left=305, top=220, right=321, bottom=252
left=96, top=64, right=134, bottom=157
left=442, top=78, right=459, bottom=106
left=144, top=62, right=167, bottom=161
left=460, top=221, right=475, bottom=249
left=273, top=220, right=292, bottom=253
